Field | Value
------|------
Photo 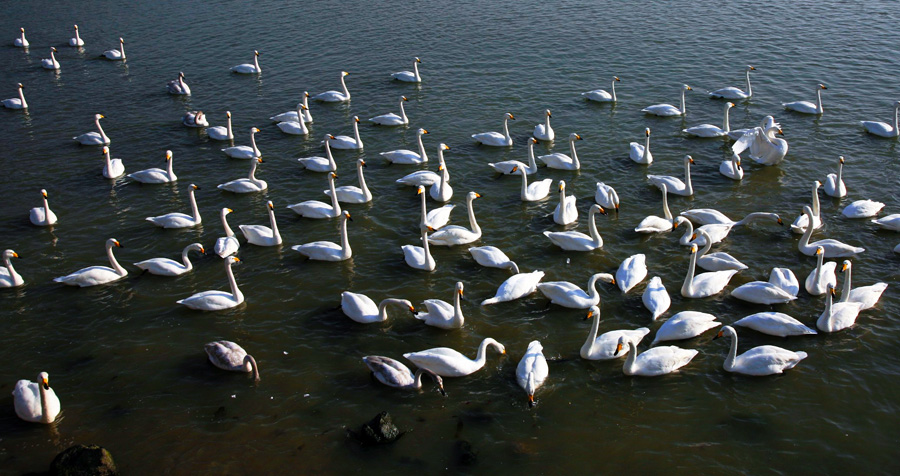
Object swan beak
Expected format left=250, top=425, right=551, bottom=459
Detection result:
left=686, top=86, right=693, bottom=90
left=268, top=202, right=274, bottom=210
left=417, top=187, right=424, bottom=195
left=355, top=117, right=360, bottom=123
left=346, top=213, right=353, bottom=221
left=12, top=252, right=19, bottom=258
left=474, top=193, right=482, bottom=198
left=839, top=157, right=845, bottom=164
left=584, top=309, right=593, bottom=321
left=511, top=166, right=518, bottom=173
left=42, top=190, right=48, bottom=198
left=673, top=221, right=679, bottom=229
left=614, top=343, right=623, bottom=356
left=610, top=278, right=616, bottom=285
left=575, top=134, right=582, bottom=140
left=253, top=127, right=260, bottom=133
left=438, top=386, right=447, bottom=397
left=532, top=138, right=538, bottom=144
left=361, top=160, right=367, bottom=167
left=42, top=377, right=49, bottom=390
left=598, top=207, right=607, bottom=215
left=528, top=395, right=535, bottom=406
left=816, top=248, right=823, bottom=255
left=821, top=85, right=827, bottom=89
left=777, top=129, right=784, bottom=135
left=114, top=240, right=123, bottom=248
left=416, top=58, right=422, bottom=63
left=547, top=111, right=552, bottom=117
left=227, top=208, right=233, bottom=213
left=830, top=286, right=836, bottom=296
left=713, top=330, right=724, bottom=340
left=688, top=157, right=694, bottom=164
left=301, top=105, right=308, bottom=110
left=777, top=217, right=784, bottom=226
left=305, top=92, right=310, bottom=97
left=234, top=257, right=241, bottom=262
left=508, top=113, right=516, bottom=120
left=691, top=234, right=697, bottom=241
left=426, top=226, right=435, bottom=232
left=192, top=184, right=200, bottom=190
left=749, top=66, right=756, bottom=70
left=99, top=114, right=105, bottom=119
left=459, top=288, right=464, bottom=297
left=329, top=134, right=336, bottom=139
left=614, top=76, right=620, bottom=81
left=422, top=129, right=429, bottom=134
left=558, top=183, right=564, bottom=192
left=166, top=151, right=173, bottom=161
left=408, top=305, right=416, bottom=314
left=199, top=247, right=206, bottom=254
left=438, top=165, right=443, bottom=171
left=402, top=96, right=408, bottom=101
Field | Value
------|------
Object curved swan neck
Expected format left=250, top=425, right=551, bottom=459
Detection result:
left=253, top=53, right=260, bottom=73
left=698, top=230, right=712, bottom=256
left=840, top=264, right=851, bottom=302
left=623, top=339, right=639, bottom=374
left=582, top=309, right=601, bottom=356
left=39, top=382, right=51, bottom=424
left=107, top=241, right=126, bottom=276
left=588, top=207, right=602, bottom=245
left=250, top=129, right=260, bottom=156
left=248, top=159, right=259, bottom=181
left=724, top=329, right=738, bottom=370
left=400, top=99, right=408, bottom=123
left=569, top=137, right=580, bottom=168
left=339, top=214, right=351, bottom=257
left=412, top=369, right=426, bottom=389
left=181, top=247, right=194, bottom=270
left=799, top=208, right=814, bottom=249
left=502, top=117, right=511, bottom=141
left=221, top=210, right=234, bottom=237
left=417, top=132, right=428, bottom=162
left=683, top=249, right=698, bottom=296
left=244, top=354, right=260, bottom=381
left=507, top=261, right=520, bottom=274
left=225, top=259, right=243, bottom=303
left=474, top=339, right=498, bottom=367
left=188, top=187, right=201, bottom=223
left=328, top=175, right=341, bottom=216
left=466, top=195, right=480, bottom=234
left=587, top=274, right=603, bottom=301
left=96, top=117, right=109, bottom=143
left=340, top=74, right=349, bottom=99
left=268, top=206, right=281, bottom=243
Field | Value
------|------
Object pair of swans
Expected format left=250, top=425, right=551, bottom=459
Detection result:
left=101, top=146, right=125, bottom=179
left=415, top=282, right=465, bottom=329
left=206, top=341, right=260, bottom=382
left=329, top=116, right=363, bottom=149
left=629, top=128, right=652, bottom=164
left=842, top=200, right=885, bottom=219
left=241, top=201, right=282, bottom=247
left=861, top=100, right=900, bottom=137
left=13, top=372, right=60, bottom=424
left=517, top=341, right=548, bottom=407
left=428, top=192, right=481, bottom=246
left=682, top=244, right=739, bottom=298
left=215, top=208, right=239, bottom=257
left=369, top=96, right=409, bottom=126
left=490, top=138, right=539, bottom=175
left=54, top=238, right=126, bottom=287
left=840, top=260, right=887, bottom=310
left=30, top=189, right=57, bottom=226
left=231, top=50, right=260, bottom=74
left=824, top=156, right=847, bottom=197
left=731, top=116, right=788, bottom=166
left=582, top=76, right=620, bottom=102
left=617, top=254, right=648, bottom=293
left=533, top=110, right=554, bottom=141
left=642, top=84, right=692, bottom=116
left=595, top=182, right=620, bottom=212
left=614, top=336, right=698, bottom=377
left=69, top=25, right=84, bottom=47
left=643, top=276, right=671, bottom=320
left=731, top=269, right=798, bottom=305
left=313, top=71, right=351, bottom=102
left=341, top=292, right=415, bottom=324
left=684, top=102, right=733, bottom=137
left=219, top=157, right=267, bottom=193
left=292, top=211, right=353, bottom=261
left=128, top=150, right=177, bottom=183
left=783, top=84, right=827, bottom=114
left=715, top=326, right=808, bottom=375
left=709, top=65, right=755, bottom=99
left=544, top=204, right=607, bottom=251
left=325, top=159, right=372, bottom=203
left=276, top=105, right=310, bottom=135
left=790, top=181, right=823, bottom=234
left=146, top=184, right=201, bottom=228
left=14, top=28, right=28, bottom=48
left=481, top=270, right=545, bottom=305
left=0, top=250, right=23, bottom=287
left=472, top=113, right=515, bottom=146
left=402, top=225, right=436, bottom=271
left=363, top=356, right=445, bottom=395
left=404, top=338, right=506, bottom=377
left=208, top=111, right=234, bottom=141
left=733, top=311, right=816, bottom=337
left=648, top=155, right=694, bottom=196
left=514, top=164, right=552, bottom=202
left=2, top=83, right=27, bottom=109
left=538, top=272, right=615, bottom=309
left=817, top=285, right=861, bottom=333
left=552, top=180, right=577, bottom=225
left=804, top=246, right=837, bottom=295
left=298, top=135, right=337, bottom=172
left=581, top=305, right=650, bottom=360
left=382, top=128, right=429, bottom=164
left=74, top=114, right=110, bottom=145
left=539, top=133, right=582, bottom=170
left=270, top=92, right=314, bottom=123
left=41, top=47, right=60, bottom=70
left=651, top=311, right=720, bottom=344
left=222, top=127, right=261, bottom=159
left=418, top=185, right=454, bottom=230
left=469, top=246, right=519, bottom=274
left=178, top=256, right=243, bottom=310
left=798, top=206, right=865, bottom=257
left=167, top=72, right=190, bottom=95
left=719, top=153, right=743, bottom=180
left=182, top=111, right=209, bottom=128
left=135, top=243, right=205, bottom=276
left=395, top=143, right=450, bottom=187
left=391, top=57, right=422, bottom=82
left=288, top=173, right=341, bottom=218
left=102, top=38, right=125, bottom=60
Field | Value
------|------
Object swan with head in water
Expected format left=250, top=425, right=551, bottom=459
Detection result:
left=240, top=201, right=282, bottom=247
left=313, top=71, right=350, bottom=102
left=2, top=83, right=27, bottom=110
left=135, top=243, right=205, bottom=276
left=29, top=189, right=57, bottom=226
left=222, top=127, right=261, bottom=159
left=682, top=244, right=739, bottom=298
left=177, top=256, right=244, bottom=310
left=329, top=116, right=363, bottom=149
left=363, top=356, right=445, bottom=395
left=41, top=47, right=60, bottom=70
left=342, top=292, right=415, bottom=324
left=469, top=246, right=519, bottom=274
left=402, top=225, right=436, bottom=271
left=205, top=341, right=259, bottom=382
left=684, top=102, right=733, bottom=137
left=74, top=114, right=110, bottom=145
left=595, top=182, right=620, bottom=213
left=102, top=38, right=125, bottom=60
left=797, top=206, right=864, bottom=258
left=415, top=282, right=465, bottom=329
left=533, top=109, right=554, bottom=141
left=128, top=150, right=176, bottom=183
left=714, top=326, right=808, bottom=375
left=182, top=110, right=208, bottom=128
left=481, top=269, right=545, bottom=305
left=582, top=76, right=620, bottom=102
left=642, top=84, right=692, bottom=116
left=552, top=180, right=577, bottom=225
left=14, top=27, right=29, bottom=48
left=861, top=100, right=900, bottom=137
left=472, top=113, right=515, bottom=146
left=101, top=146, right=125, bottom=179
left=147, top=184, right=202, bottom=228
left=824, top=156, right=847, bottom=198
left=215, top=208, right=239, bottom=258
left=369, top=96, right=409, bottom=126
left=54, top=238, right=126, bottom=287
left=629, top=128, right=652, bottom=164
left=382, top=128, right=429, bottom=164
left=491, top=138, right=540, bottom=175
left=784, top=83, right=827, bottom=114
left=614, top=335, right=698, bottom=377
left=218, top=157, right=267, bottom=193
left=544, top=204, right=607, bottom=251
left=391, top=57, right=423, bottom=82
left=428, top=192, right=481, bottom=246
left=13, top=372, right=60, bottom=424
left=842, top=200, right=885, bottom=219
left=517, top=341, right=548, bottom=407
left=404, top=338, right=506, bottom=377
left=871, top=214, right=900, bottom=231
left=651, top=311, right=720, bottom=344
left=538, top=273, right=616, bottom=309
left=733, top=311, right=816, bottom=337
left=167, top=72, right=190, bottom=95
left=648, top=155, right=694, bottom=196
left=231, top=50, right=261, bottom=74
left=539, top=133, right=582, bottom=170
left=0, top=250, right=24, bottom=288
left=287, top=173, right=342, bottom=219
left=580, top=304, right=650, bottom=360
left=293, top=211, right=353, bottom=261
left=69, top=25, right=84, bottom=47
left=709, top=66, right=755, bottom=99
left=839, top=260, right=887, bottom=311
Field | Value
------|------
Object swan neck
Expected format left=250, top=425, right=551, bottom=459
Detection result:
left=250, top=129, right=260, bottom=155
left=253, top=53, right=260, bottom=73
left=248, top=158, right=259, bottom=181
left=745, top=70, right=752, bottom=97
left=269, top=207, right=281, bottom=243
left=357, top=163, right=371, bottom=199
left=623, top=340, right=639, bottom=374
left=413, top=61, right=420, bottom=81
left=723, top=104, right=731, bottom=132
left=419, top=189, right=428, bottom=225
left=42, top=196, right=51, bottom=217
left=683, top=249, right=698, bottom=296
left=587, top=275, right=602, bottom=301
left=474, top=339, right=493, bottom=368
left=339, top=215, right=351, bottom=257
left=352, top=120, right=362, bottom=148
left=104, top=149, right=113, bottom=174
left=222, top=211, right=234, bottom=237
left=328, top=175, right=341, bottom=216
left=588, top=208, right=601, bottom=245
left=400, top=100, right=408, bottom=122
left=119, top=41, right=125, bottom=59
left=18, top=87, right=27, bottom=108
left=611, top=79, right=617, bottom=101
left=422, top=227, right=434, bottom=267
left=181, top=247, right=193, bottom=270
left=894, top=106, right=899, bottom=135
left=167, top=154, right=176, bottom=180
left=683, top=159, right=693, bottom=194
left=724, top=330, right=738, bottom=370
left=519, top=167, right=529, bottom=199
left=226, top=259, right=243, bottom=303
left=503, top=117, right=511, bottom=141
left=582, top=310, right=601, bottom=357
left=245, top=354, right=260, bottom=381
left=412, top=369, right=425, bottom=389
left=840, top=264, right=851, bottom=302
left=799, top=209, right=814, bottom=250
left=836, top=161, right=843, bottom=182
left=569, top=138, right=580, bottom=168
left=698, top=230, right=712, bottom=256
left=39, top=382, right=51, bottom=424
left=340, top=73, right=349, bottom=98
left=811, top=183, right=820, bottom=215
left=544, top=114, right=551, bottom=130
left=466, top=195, right=480, bottom=234
left=680, top=88, right=687, bottom=115
left=107, top=241, right=126, bottom=276
left=189, top=187, right=201, bottom=223
left=96, top=118, right=109, bottom=142
left=226, top=114, right=233, bottom=139
left=417, top=132, right=428, bottom=161
left=453, top=288, right=463, bottom=319
left=661, top=189, right=672, bottom=221
left=643, top=133, right=650, bottom=161
left=816, top=87, right=823, bottom=113
left=527, top=142, right=537, bottom=170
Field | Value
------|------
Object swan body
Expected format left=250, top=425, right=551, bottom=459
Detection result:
left=218, top=157, right=267, bottom=193
left=682, top=244, right=739, bottom=298
left=629, top=128, right=652, bottom=164
left=515, top=164, right=553, bottom=202
left=642, top=276, right=671, bottom=320
left=329, top=116, right=364, bottom=149
left=381, top=128, right=429, bottom=164
left=369, top=96, right=409, bottom=126
left=293, top=211, right=352, bottom=261
left=69, top=25, right=84, bottom=47
left=147, top=184, right=202, bottom=228
left=642, top=84, right=692, bottom=116
left=418, top=185, right=454, bottom=230
left=297, top=135, right=337, bottom=172
left=231, top=50, right=261, bottom=74
left=871, top=214, right=900, bottom=231
left=580, top=305, right=650, bottom=360
left=14, top=28, right=28, bottom=48
left=167, top=72, right=190, bottom=95
left=840, top=260, right=887, bottom=311
left=791, top=181, right=823, bottom=234
left=101, top=146, right=125, bottom=179
left=861, top=100, right=900, bottom=137
left=482, top=270, right=544, bottom=305
left=102, top=38, right=125, bottom=60
left=783, top=83, right=826, bottom=114
left=798, top=206, right=864, bottom=257
left=205, top=341, right=259, bottom=381
left=469, top=246, right=519, bottom=273
left=182, top=110, right=208, bottom=128
left=312, top=71, right=350, bottom=102
left=582, top=76, right=619, bottom=102
left=363, top=356, right=445, bottom=395
left=127, top=150, right=176, bottom=183
left=13, top=372, right=60, bottom=424
left=769, top=267, right=800, bottom=297
left=715, top=326, right=808, bottom=376
left=402, top=225, right=436, bottom=271
left=616, top=337, right=698, bottom=377
left=404, top=338, right=506, bottom=378
left=73, top=114, right=110, bottom=145
left=177, top=257, right=244, bottom=310
left=429, top=145, right=453, bottom=202
left=29, top=189, right=57, bottom=226
left=552, top=180, right=578, bottom=225
left=517, top=341, right=549, bottom=406
left=391, top=57, right=422, bottom=82
left=342, top=293, right=414, bottom=324
left=648, top=155, right=694, bottom=196
left=207, top=111, right=234, bottom=141
left=0, top=250, right=24, bottom=288
left=325, top=159, right=372, bottom=203
left=731, top=121, right=788, bottom=166
left=135, top=243, right=204, bottom=276
left=635, top=183, right=677, bottom=233
left=2, top=83, right=27, bottom=109
left=538, top=272, right=615, bottom=309
left=684, top=102, right=733, bottom=137
left=709, top=66, right=755, bottom=99
left=842, top=200, right=884, bottom=219
left=617, top=254, right=647, bottom=293
left=651, top=311, right=720, bottom=344
left=240, top=201, right=282, bottom=247
left=415, top=282, right=465, bottom=329
left=41, top=47, right=60, bottom=70
left=544, top=204, right=607, bottom=251
left=694, top=229, right=748, bottom=271
left=804, top=246, right=837, bottom=295
left=54, top=238, right=126, bottom=287
left=396, top=168, right=445, bottom=187
left=472, top=113, right=515, bottom=146
left=215, top=208, right=240, bottom=258
left=491, top=138, right=539, bottom=175
left=823, top=156, right=847, bottom=197
left=533, top=109, right=554, bottom=141
left=719, top=153, right=743, bottom=180
left=733, top=312, right=816, bottom=337
left=731, top=280, right=798, bottom=304
left=276, top=105, right=309, bottom=135
left=428, top=192, right=482, bottom=246
left=222, top=127, right=261, bottom=159
left=817, top=285, right=861, bottom=333
left=539, top=133, right=582, bottom=170
left=594, top=182, right=620, bottom=212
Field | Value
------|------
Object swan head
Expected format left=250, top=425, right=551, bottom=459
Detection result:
left=584, top=305, right=600, bottom=321
left=179, top=71, right=185, bottom=78
left=511, top=165, right=518, bottom=174
left=685, top=155, right=694, bottom=164
left=558, top=180, right=566, bottom=192
left=828, top=283, right=836, bottom=295
left=713, top=325, right=736, bottom=340
left=505, top=112, right=515, bottom=120
left=341, top=71, right=349, bottom=77
left=418, top=128, right=428, bottom=135
left=227, top=256, right=241, bottom=266
left=440, top=143, right=450, bottom=151
left=20, top=28, right=25, bottom=33
left=252, top=127, right=260, bottom=133
left=775, top=215, right=784, bottom=226
left=690, top=243, right=698, bottom=254
left=838, top=156, right=845, bottom=164
left=343, top=211, right=352, bottom=221
left=415, top=57, right=421, bottom=63
left=683, top=84, right=692, bottom=91
left=327, top=134, right=336, bottom=141
left=190, top=243, right=206, bottom=254
left=254, top=50, right=259, bottom=56
left=266, top=201, right=274, bottom=210
left=358, top=159, right=367, bottom=168
left=417, top=185, right=425, bottom=195
left=569, top=133, right=582, bottom=141
left=41, top=189, right=48, bottom=198
left=401, top=96, right=408, bottom=102
left=18, top=83, right=24, bottom=89
left=300, top=104, right=309, bottom=110
left=467, top=191, right=481, bottom=201
left=802, top=205, right=815, bottom=218
left=726, top=102, right=735, bottom=109
left=189, top=184, right=200, bottom=191
left=51, top=47, right=57, bottom=52
left=107, top=238, right=123, bottom=249
left=614, top=76, right=620, bottom=81
left=102, top=146, right=109, bottom=155
left=814, top=180, right=821, bottom=187
left=613, top=336, right=631, bottom=356
left=119, top=37, right=124, bottom=44
left=304, top=91, right=310, bottom=98
left=39, top=372, right=49, bottom=390
left=841, top=260, right=851, bottom=272
left=673, top=216, right=688, bottom=229
left=354, top=116, right=360, bottom=123
left=95, top=113, right=104, bottom=120
left=818, top=84, right=827, bottom=90
left=747, top=65, right=756, bottom=71
left=456, top=281, right=464, bottom=296
left=222, top=207, right=233, bottom=217
left=226, top=111, right=232, bottom=118
left=816, top=246, right=824, bottom=256
left=330, top=172, right=338, bottom=180
left=645, top=127, right=651, bottom=136
left=545, top=109, right=552, bottom=117
left=74, top=25, right=79, bottom=30
left=590, top=204, right=608, bottom=216
left=531, top=137, right=538, bottom=144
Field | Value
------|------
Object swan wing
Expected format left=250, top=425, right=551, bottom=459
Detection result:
left=731, top=281, right=797, bottom=304
left=54, top=266, right=124, bottom=287
left=341, top=292, right=379, bottom=322
left=617, top=254, right=647, bottom=293
left=178, top=291, right=239, bottom=311
left=642, top=277, right=671, bottom=320
left=483, top=271, right=544, bottom=305
left=134, top=258, right=186, bottom=276
left=733, top=346, right=807, bottom=375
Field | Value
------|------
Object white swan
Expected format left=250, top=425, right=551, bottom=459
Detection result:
left=135, top=243, right=204, bottom=276
left=791, top=181, right=823, bottom=234
left=362, top=356, right=445, bottom=395
left=871, top=214, right=900, bottom=231
left=513, top=164, right=552, bottom=202
left=694, top=229, right=747, bottom=271
left=552, top=180, right=577, bottom=225
left=533, top=109, right=554, bottom=141
left=41, top=47, right=60, bottom=70
left=326, top=159, right=372, bottom=203
left=642, top=276, right=671, bottom=320
left=102, top=38, right=125, bottom=60
left=648, top=155, right=694, bottom=196
left=651, top=311, right=720, bottom=344
left=222, top=127, right=261, bottom=159
left=402, top=225, right=436, bottom=271
left=101, top=146, right=125, bottom=179
left=482, top=270, right=544, bottom=305
left=127, top=150, right=176, bottom=184
left=714, top=326, right=808, bottom=376
left=330, top=116, right=363, bottom=149
left=182, top=110, right=208, bottom=128
left=472, top=113, right=515, bottom=147
left=539, top=133, right=582, bottom=170
left=14, top=28, right=28, bottom=47
left=681, top=208, right=783, bottom=227
left=2, top=83, right=27, bottom=110
left=208, top=111, right=234, bottom=141
left=861, top=100, right=900, bottom=137
left=817, top=285, right=861, bottom=333
left=54, top=238, right=126, bottom=287
left=293, top=212, right=353, bottom=261
left=177, top=256, right=244, bottom=310
left=594, top=182, right=620, bottom=212
left=415, top=282, right=465, bottom=329
left=719, top=153, right=743, bottom=181
left=490, top=138, right=539, bottom=175
left=731, top=277, right=798, bottom=304
left=13, top=372, right=60, bottom=424
left=642, top=84, right=692, bottom=116
left=214, top=208, right=240, bottom=258
left=428, top=192, right=481, bottom=246
left=710, top=66, right=755, bottom=99
left=842, top=200, right=884, bottom=219
left=391, top=57, right=422, bottom=82
left=312, top=71, right=350, bottom=102
left=167, top=71, right=190, bottom=95
left=342, top=293, right=415, bottom=324
left=205, top=341, right=259, bottom=381
left=544, top=204, right=607, bottom=251
left=417, top=185, right=454, bottom=230
left=0, top=250, right=24, bottom=288
left=369, top=96, right=409, bottom=126
left=29, top=189, right=57, bottom=226
left=297, top=135, right=337, bottom=172
left=231, top=50, right=260, bottom=74
left=617, top=254, right=647, bottom=293
left=404, top=338, right=506, bottom=378
left=684, top=102, right=733, bottom=137
left=580, top=305, right=650, bottom=360
left=839, top=260, right=887, bottom=311
left=769, top=267, right=800, bottom=297
left=269, top=93, right=314, bottom=123
left=429, top=145, right=453, bottom=202
left=731, top=121, right=788, bottom=166
left=517, top=340, right=549, bottom=407
left=538, top=272, right=616, bottom=309
left=69, top=25, right=84, bottom=47
left=629, top=128, right=652, bottom=164
left=382, top=128, right=429, bottom=164
left=783, top=83, right=826, bottom=114
left=733, top=312, right=816, bottom=337
left=824, top=156, right=847, bottom=197
left=73, top=114, right=110, bottom=145
left=798, top=206, right=864, bottom=258
left=469, top=246, right=519, bottom=274
left=276, top=105, right=309, bottom=135
left=396, top=167, right=443, bottom=188
left=728, top=115, right=778, bottom=141
left=147, top=184, right=202, bottom=228
left=218, top=157, right=267, bottom=193
left=240, top=201, right=282, bottom=247
left=682, top=244, right=739, bottom=298
left=287, top=172, right=342, bottom=218
left=804, top=246, right=837, bottom=296
left=635, top=183, right=678, bottom=233
left=683, top=213, right=782, bottom=246
left=615, top=336, right=698, bottom=377
left=582, top=76, right=619, bottom=102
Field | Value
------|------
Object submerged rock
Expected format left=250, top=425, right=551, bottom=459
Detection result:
left=50, top=444, right=118, bottom=476
left=349, top=411, right=405, bottom=445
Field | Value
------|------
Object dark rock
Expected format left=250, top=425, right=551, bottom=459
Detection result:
left=50, top=444, right=118, bottom=476
left=454, top=440, right=477, bottom=466
left=350, top=411, right=405, bottom=445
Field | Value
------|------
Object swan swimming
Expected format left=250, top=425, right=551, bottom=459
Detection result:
left=222, top=127, right=261, bottom=159
left=13, top=372, right=60, bottom=424
left=101, top=146, right=125, bottom=179
left=54, top=238, right=126, bottom=287
left=312, top=71, right=350, bottom=102
left=539, top=133, right=582, bottom=170
left=208, top=111, right=234, bottom=141
left=276, top=105, right=309, bottom=135
left=682, top=244, right=739, bottom=298
left=292, top=211, right=353, bottom=261
left=842, top=200, right=885, bottom=219
left=791, top=181, right=823, bottom=234
left=490, top=138, right=539, bottom=175
left=731, top=118, right=788, bottom=166
left=29, top=189, right=57, bottom=226
left=146, top=184, right=202, bottom=228
left=684, top=102, right=733, bottom=137
left=732, top=312, right=816, bottom=337
left=2, top=83, right=27, bottom=110
left=538, top=272, right=616, bottom=309
left=391, top=57, right=422, bottom=83
left=41, top=47, right=60, bottom=70
left=839, top=260, right=887, bottom=311
left=329, top=116, right=364, bottom=149
left=816, top=285, right=861, bottom=333
left=514, top=164, right=552, bottom=202
left=404, top=338, right=506, bottom=378
left=544, top=204, right=607, bottom=251
left=482, top=270, right=544, bottom=305
left=552, top=180, right=578, bottom=225
left=298, top=135, right=337, bottom=172
left=617, top=254, right=647, bottom=293
left=709, top=65, right=755, bottom=99
left=804, top=247, right=837, bottom=296
left=635, top=183, right=679, bottom=233
left=860, top=100, right=900, bottom=137
left=287, top=172, right=342, bottom=219
left=73, top=114, right=111, bottom=145
left=469, top=246, right=519, bottom=274
left=128, top=150, right=176, bottom=184
left=342, top=293, right=415, bottom=324
left=533, top=109, right=554, bottom=141
left=783, top=83, right=827, bottom=114
left=240, top=201, right=282, bottom=247
left=642, top=276, right=671, bottom=320
left=472, top=113, right=515, bottom=147
left=823, top=156, right=847, bottom=197
left=0, top=250, right=24, bottom=288
left=797, top=206, right=864, bottom=258
left=415, top=282, right=465, bottom=329
left=714, top=326, right=808, bottom=376
left=214, top=208, right=240, bottom=258
left=369, top=96, right=409, bottom=126
left=651, top=311, right=720, bottom=344
left=595, top=182, right=620, bottom=212
left=402, top=225, right=436, bottom=271
left=134, top=243, right=205, bottom=276
left=102, top=38, right=125, bottom=60
left=177, top=256, right=244, bottom=311
left=417, top=185, right=454, bottom=230
left=167, top=72, right=190, bottom=95
left=615, top=336, right=698, bottom=377
left=68, top=25, right=84, bottom=47
left=362, top=356, right=445, bottom=395
left=382, top=128, right=429, bottom=164
left=580, top=304, right=650, bottom=360
left=14, top=28, right=29, bottom=48
left=182, top=111, right=208, bottom=128
left=517, top=341, right=548, bottom=407
left=582, top=76, right=620, bottom=102
left=325, top=159, right=372, bottom=203
left=693, top=229, right=747, bottom=271
left=719, top=153, right=743, bottom=181
left=205, top=341, right=260, bottom=381
left=648, top=155, right=694, bottom=196
left=629, top=128, right=652, bottom=164
left=642, top=84, right=692, bottom=116
left=428, top=192, right=482, bottom=246
left=218, top=157, right=267, bottom=193
left=231, top=50, right=261, bottom=74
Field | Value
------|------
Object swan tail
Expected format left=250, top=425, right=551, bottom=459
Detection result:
left=481, top=297, right=501, bottom=306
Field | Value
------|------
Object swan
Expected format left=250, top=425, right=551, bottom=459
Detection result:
left=472, top=112, right=515, bottom=147
left=685, top=212, right=783, bottom=247
left=2, top=83, right=27, bottom=109
left=629, top=128, right=652, bottom=164
left=402, top=225, right=436, bottom=271
left=147, top=184, right=202, bottom=228
left=682, top=244, right=739, bottom=298
left=817, top=285, right=862, bottom=333
left=396, top=167, right=444, bottom=187
left=297, top=135, right=337, bottom=172
left=293, top=211, right=353, bottom=261
left=13, top=372, right=60, bottom=424
left=208, top=111, right=234, bottom=141
left=73, top=114, right=110, bottom=145
left=804, top=246, right=837, bottom=296
left=287, top=172, right=342, bottom=218
left=54, top=238, right=126, bottom=287
left=218, top=157, right=267, bottom=193
left=710, top=65, right=755, bottom=99
left=102, top=38, right=125, bottom=60
left=41, top=47, right=60, bottom=70
left=417, top=185, right=454, bottom=230
left=642, top=84, right=692, bottom=116
left=731, top=122, right=788, bottom=166
left=552, top=180, right=577, bottom=225
left=615, top=336, right=698, bottom=376
left=135, top=243, right=205, bottom=276
left=330, top=116, right=363, bottom=149
left=733, top=312, right=816, bottom=337
left=182, top=110, right=208, bottom=128
left=635, top=183, right=678, bottom=233
left=783, top=83, right=827, bottom=114
left=582, top=76, right=620, bottom=102
left=538, top=272, right=616, bottom=309
left=14, top=28, right=28, bottom=48
left=694, top=229, right=748, bottom=271
left=101, top=146, right=125, bottom=179
left=791, top=181, right=823, bottom=234
left=533, top=109, right=554, bottom=141
left=269, top=93, right=314, bottom=123
left=276, top=105, right=309, bottom=135
left=651, top=311, right=720, bottom=344
left=415, top=282, right=465, bottom=329
left=391, top=57, right=422, bottom=82
left=429, top=145, right=453, bottom=202
left=731, top=277, right=798, bottom=304
left=719, top=153, right=743, bottom=180
left=214, top=208, right=240, bottom=258
left=769, top=268, right=800, bottom=297
left=580, top=305, right=650, bottom=360
left=363, top=356, right=445, bottom=395
left=861, top=100, right=900, bottom=137
left=222, top=127, right=261, bottom=159
left=428, top=192, right=482, bottom=246
left=842, top=200, right=884, bottom=219
left=29, top=189, right=58, bottom=226
left=231, top=50, right=261, bottom=74
left=517, top=341, right=548, bottom=407
left=839, top=260, right=887, bottom=311
left=404, top=338, right=506, bottom=378
left=684, top=102, right=733, bottom=137
left=544, top=204, right=607, bottom=251
left=617, top=254, right=647, bottom=293
left=69, top=25, right=84, bottom=47
left=643, top=276, right=671, bottom=320
left=648, top=155, right=694, bottom=196
left=714, top=326, right=808, bottom=376
left=369, top=96, right=409, bottom=126
left=325, top=159, right=372, bottom=203
left=539, top=133, right=582, bottom=170
left=312, top=71, right=350, bottom=102
left=342, top=293, right=415, bottom=324
left=240, top=201, right=282, bottom=247
left=482, top=270, right=545, bottom=305
left=872, top=214, right=900, bottom=231
left=128, top=150, right=176, bottom=184
left=469, top=246, right=519, bottom=274
left=594, top=182, right=620, bottom=212
left=824, top=156, right=847, bottom=197
left=798, top=206, right=864, bottom=257
left=382, top=128, right=429, bottom=164
left=0, top=250, right=24, bottom=288
left=167, top=72, right=190, bottom=95
left=728, top=115, right=778, bottom=141
left=205, top=341, right=259, bottom=381
left=177, top=256, right=244, bottom=310
left=513, top=165, right=552, bottom=202
left=490, top=138, right=539, bottom=175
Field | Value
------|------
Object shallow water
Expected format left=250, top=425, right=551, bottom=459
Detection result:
left=1, top=0, right=899, bottom=473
